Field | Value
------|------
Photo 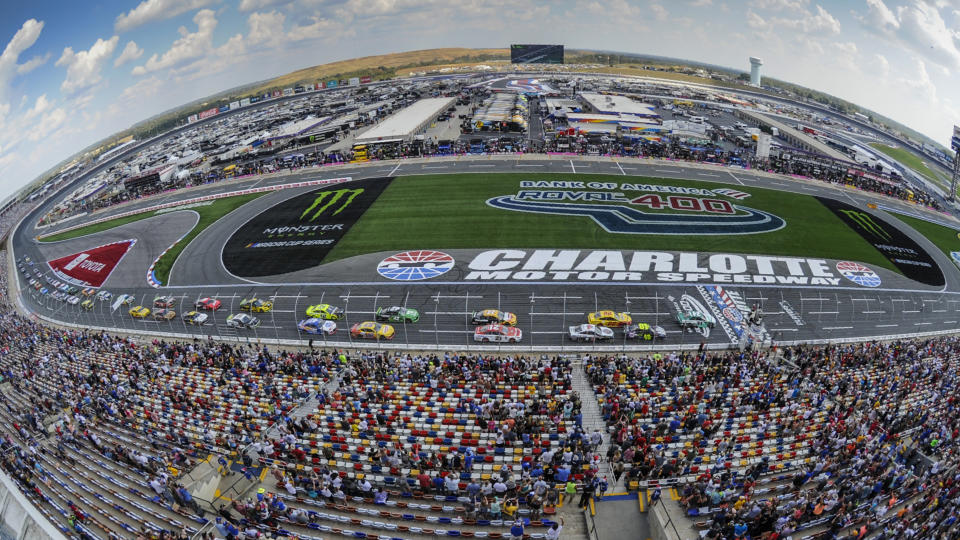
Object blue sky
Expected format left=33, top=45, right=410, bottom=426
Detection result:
left=1, top=0, right=959, bottom=203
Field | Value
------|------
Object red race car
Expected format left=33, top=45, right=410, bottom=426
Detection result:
left=195, top=297, right=221, bottom=311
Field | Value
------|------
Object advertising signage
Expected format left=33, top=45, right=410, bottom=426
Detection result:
left=953, top=125, right=960, bottom=151
left=198, top=107, right=218, bottom=120
left=327, top=80, right=338, bottom=88
left=360, top=76, right=372, bottom=84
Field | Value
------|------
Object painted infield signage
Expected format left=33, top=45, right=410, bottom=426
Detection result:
left=463, top=249, right=853, bottom=286
left=47, top=239, right=136, bottom=287
left=816, top=197, right=943, bottom=287
left=222, top=177, right=392, bottom=277
left=487, top=181, right=785, bottom=235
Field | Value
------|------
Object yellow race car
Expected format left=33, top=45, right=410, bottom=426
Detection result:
left=350, top=321, right=395, bottom=340
left=587, top=310, right=632, bottom=328
left=471, top=309, right=518, bottom=326
left=80, top=299, right=94, bottom=310
left=129, top=306, right=151, bottom=318
left=240, top=297, right=273, bottom=312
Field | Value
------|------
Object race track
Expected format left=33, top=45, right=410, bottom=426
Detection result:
left=13, top=156, right=960, bottom=351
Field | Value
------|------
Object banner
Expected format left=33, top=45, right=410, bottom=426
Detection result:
left=198, top=107, right=218, bottom=120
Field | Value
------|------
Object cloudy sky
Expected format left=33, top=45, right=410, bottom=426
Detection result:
left=0, top=0, right=958, bottom=202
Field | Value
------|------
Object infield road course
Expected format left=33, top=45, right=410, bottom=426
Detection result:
left=12, top=155, right=960, bottom=351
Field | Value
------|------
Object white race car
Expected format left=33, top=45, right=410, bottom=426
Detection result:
left=473, top=324, right=522, bottom=343
left=226, top=313, right=261, bottom=329
left=568, top=324, right=614, bottom=342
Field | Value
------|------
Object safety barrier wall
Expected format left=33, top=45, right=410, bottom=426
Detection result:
left=0, top=472, right=67, bottom=540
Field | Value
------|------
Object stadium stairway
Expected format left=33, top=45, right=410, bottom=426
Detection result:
left=571, top=361, right=618, bottom=491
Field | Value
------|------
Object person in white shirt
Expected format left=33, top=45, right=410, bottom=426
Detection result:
left=545, top=516, right=564, bottom=540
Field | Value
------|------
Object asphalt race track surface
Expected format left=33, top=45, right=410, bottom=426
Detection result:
left=14, top=156, right=960, bottom=351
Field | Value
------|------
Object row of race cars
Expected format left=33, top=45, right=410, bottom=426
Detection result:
left=19, top=258, right=721, bottom=342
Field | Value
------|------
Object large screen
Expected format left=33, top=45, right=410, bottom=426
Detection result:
left=511, top=44, right=564, bottom=64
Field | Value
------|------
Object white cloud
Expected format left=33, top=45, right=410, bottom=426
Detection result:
left=247, top=11, right=287, bottom=47
left=650, top=3, right=669, bottom=21
left=114, top=41, right=144, bottom=67
left=118, top=75, right=163, bottom=103
left=747, top=10, right=767, bottom=28
left=24, top=94, right=51, bottom=119
left=750, top=0, right=809, bottom=11
left=132, top=9, right=217, bottom=75
left=774, top=4, right=841, bottom=35
left=55, top=36, right=119, bottom=95
left=27, top=107, right=67, bottom=142
left=690, top=0, right=713, bottom=6
left=16, top=53, right=50, bottom=75
left=239, top=0, right=293, bottom=11
left=855, top=0, right=960, bottom=69
left=115, top=0, right=215, bottom=33
left=0, top=19, right=45, bottom=100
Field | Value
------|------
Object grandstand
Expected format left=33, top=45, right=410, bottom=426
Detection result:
left=2, top=222, right=960, bottom=539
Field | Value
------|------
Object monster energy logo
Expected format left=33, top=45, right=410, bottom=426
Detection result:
left=300, top=188, right=363, bottom=221
left=840, top=210, right=891, bottom=241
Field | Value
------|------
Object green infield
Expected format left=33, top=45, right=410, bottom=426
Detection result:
left=39, top=192, right=266, bottom=285
left=869, top=143, right=949, bottom=190
left=890, top=212, right=960, bottom=259
left=150, top=192, right=266, bottom=285
left=39, top=192, right=265, bottom=244
left=325, top=173, right=899, bottom=272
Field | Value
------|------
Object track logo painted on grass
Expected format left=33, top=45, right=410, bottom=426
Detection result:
left=300, top=188, right=364, bottom=221
left=487, top=181, right=784, bottom=235
left=222, top=177, right=392, bottom=278
left=817, top=197, right=942, bottom=287
left=377, top=250, right=455, bottom=281
left=836, top=261, right=882, bottom=288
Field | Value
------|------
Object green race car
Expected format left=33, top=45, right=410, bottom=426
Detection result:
left=676, top=310, right=717, bottom=329
left=375, top=306, right=420, bottom=323
left=305, top=303, right=343, bottom=320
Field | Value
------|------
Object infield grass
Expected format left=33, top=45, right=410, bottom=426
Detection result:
left=869, top=143, right=948, bottom=190
left=38, top=192, right=266, bottom=285
left=890, top=212, right=960, bottom=259
left=39, top=192, right=266, bottom=244
left=327, top=173, right=898, bottom=272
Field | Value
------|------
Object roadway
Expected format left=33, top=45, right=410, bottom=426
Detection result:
left=12, top=155, right=960, bottom=351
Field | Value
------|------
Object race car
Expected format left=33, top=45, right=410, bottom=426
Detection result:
left=153, top=308, right=177, bottom=321
left=80, top=288, right=96, bottom=297
left=240, top=298, right=273, bottom=313
left=154, top=296, right=177, bottom=308
left=39, top=287, right=48, bottom=295
left=182, top=311, right=208, bottom=325
left=471, top=309, right=517, bottom=326
left=305, top=303, right=343, bottom=320
left=473, top=324, right=523, bottom=343
left=350, top=321, right=395, bottom=340
left=568, top=324, right=614, bottom=342
left=65, top=286, right=79, bottom=295
left=676, top=310, right=716, bottom=329
left=298, top=318, right=337, bottom=335
left=195, top=297, right=221, bottom=311
left=587, top=310, right=632, bottom=328
left=66, top=296, right=80, bottom=306
left=375, top=306, right=420, bottom=323
left=80, top=299, right=94, bottom=310
left=226, top=313, right=261, bottom=329
left=624, top=323, right=667, bottom=341
left=115, top=294, right=135, bottom=306
left=129, top=306, right=151, bottom=318
left=96, top=290, right=113, bottom=302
